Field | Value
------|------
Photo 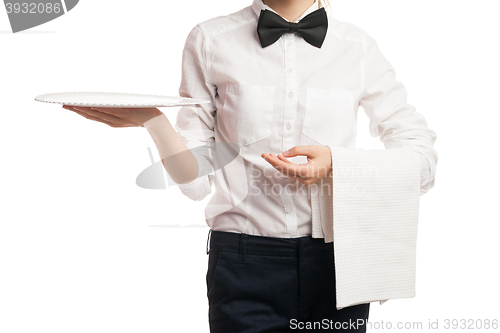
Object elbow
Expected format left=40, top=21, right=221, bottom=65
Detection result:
left=176, top=175, right=212, bottom=201
left=179, top=184, right=211, bottom=202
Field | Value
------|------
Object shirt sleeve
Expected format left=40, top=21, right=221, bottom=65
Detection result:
left=359, top=33, right=438, bottom=195
left=174, top=24, right=218, bottom=201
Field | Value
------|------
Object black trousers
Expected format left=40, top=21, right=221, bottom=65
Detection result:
left=206, top=230, right=370, bottom=332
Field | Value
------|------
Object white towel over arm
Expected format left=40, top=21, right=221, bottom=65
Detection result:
left=319, top=31, right=438, bottom=309
left=321, top=146, right=422, bottom=309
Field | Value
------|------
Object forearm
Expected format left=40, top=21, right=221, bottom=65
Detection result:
left=143, top=111, right=199, bottom=184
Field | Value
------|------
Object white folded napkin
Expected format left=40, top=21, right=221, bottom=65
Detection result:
left=320, top=146, right=422, bottom=309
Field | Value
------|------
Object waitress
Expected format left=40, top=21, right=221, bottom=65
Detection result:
left=64, top=0, right=437, bottom=331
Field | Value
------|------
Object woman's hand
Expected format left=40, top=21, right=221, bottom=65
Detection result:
left=261, top=145, right=333, bottom=185
left=62, top=105, right=163, bottom=128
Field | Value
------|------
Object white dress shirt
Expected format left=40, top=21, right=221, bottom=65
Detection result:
left=164, top=0, right=437, bottom=239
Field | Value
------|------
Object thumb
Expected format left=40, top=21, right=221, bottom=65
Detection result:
left=282, top=146, right=310, bottom=158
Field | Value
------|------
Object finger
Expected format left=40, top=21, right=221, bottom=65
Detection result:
left=262, top=153, right=286, bottom=171
left=69, top=108, right=117, bottom=127
left=62, top=106, right=88, bottom=115
left=89, top=107, right=140, bottom=127
left=283, top=145, right=319, bottom=158
left=75, top=106, right=120, bottom=119
left=73, top=107, right=128, bottom=126
left=89, top=107, right=145, bottom=128
left=62, top=105, right=121, bottom=115
left=91, top=107, right=153, bottom=128
left=277, top=154, right=293, bottom=163
left=266, top=153, right=310, bottom=178
left=271, top=153, right=310, bottom=177
left=71, top=108, right=114, bottom=125
left=88, top=107, right=126, bottom=116
left=263, top=154, right=313, bottom=183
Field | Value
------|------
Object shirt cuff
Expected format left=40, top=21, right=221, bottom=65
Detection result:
left=176, top=175, right=210, bottom=200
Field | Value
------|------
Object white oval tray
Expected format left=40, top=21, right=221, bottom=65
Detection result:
left=34, top=92, right=210, bottom=108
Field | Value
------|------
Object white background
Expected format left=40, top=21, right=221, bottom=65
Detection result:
left=1, top=0, right=499, bottom=332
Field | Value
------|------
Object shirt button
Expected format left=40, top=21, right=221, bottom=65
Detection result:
left=285, top=207, right=291, bottom=214
left=286, top=68, right=293, bottom=74
left=286, top=123, right=292, bottom=130
left=288, top=92, right=294, bottom=98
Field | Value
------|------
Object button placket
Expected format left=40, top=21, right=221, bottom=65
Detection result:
left=282, top=34, right=297, bottom=237
left=283, top=34, right=296, bottom=144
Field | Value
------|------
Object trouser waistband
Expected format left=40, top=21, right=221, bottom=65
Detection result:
left=206, top=229, right=333, bottom=259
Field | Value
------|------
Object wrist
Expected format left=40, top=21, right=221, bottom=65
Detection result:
left=152, top=108, right=163, bottom=117
left=142, top=109, right=166, bottom=129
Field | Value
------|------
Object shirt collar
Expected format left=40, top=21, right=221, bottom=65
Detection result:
left=251, top=0, right=319, bottom=23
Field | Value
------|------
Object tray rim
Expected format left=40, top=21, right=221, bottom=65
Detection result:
left=34, top=91, right=211, bottom=107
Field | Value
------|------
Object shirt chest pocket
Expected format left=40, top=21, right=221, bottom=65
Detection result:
left=220, top=83, right=276, bottom=146
left=302, top=88, right=355, bottom=145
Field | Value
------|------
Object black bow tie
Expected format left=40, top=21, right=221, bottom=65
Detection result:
left=257, top=7, right=328, bottom=48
